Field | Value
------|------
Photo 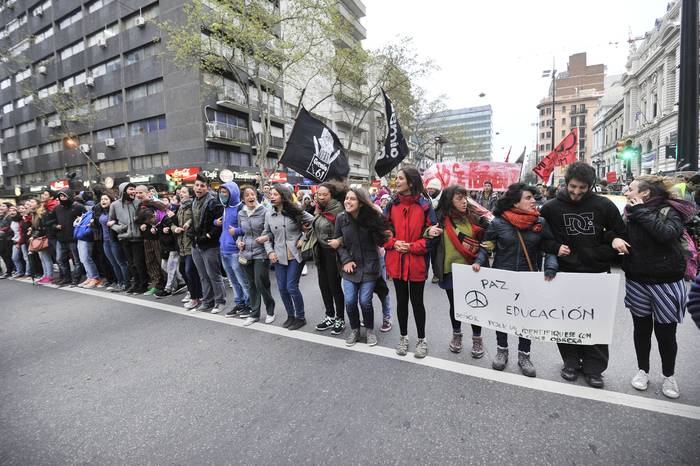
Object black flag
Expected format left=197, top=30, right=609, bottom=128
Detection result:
left=279, top=107, right=349, bottom=182
left=375, top=88, right=409, bottom=177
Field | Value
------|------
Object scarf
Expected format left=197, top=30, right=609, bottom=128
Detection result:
left=444, top=216, right=482, bottom=262
left=501, top=208, right=541, bottom=232
left=625, top=195, right=698, bottom=222
left=397, top=193, right=420, bottom=205
left=316, top=198, right=342, bottom=223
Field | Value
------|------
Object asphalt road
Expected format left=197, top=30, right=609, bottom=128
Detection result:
left=1, top=265, right=699, bottom=465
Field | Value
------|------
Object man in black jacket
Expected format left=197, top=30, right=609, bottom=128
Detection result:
left=188, top=174, right=225, bottom=313
left=0, top=202, right=15, bottom=278
left=540, top=162, right=627, bottom=388
left=54, top=189, right=85, bottom=286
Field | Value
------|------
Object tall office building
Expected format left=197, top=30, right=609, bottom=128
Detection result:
left=0, top=0, right=369, bottom=198
left=419, top=105, right=493, bottom=162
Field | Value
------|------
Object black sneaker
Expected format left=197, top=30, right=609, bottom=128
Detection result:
left=330, top=319, right=345, bottom=335
left=288, top=318, right=306, bottom=331
left=172, top=284, right=187, bottom=295
left=225, top=308, right=238, bottom=318
left=154, top=289, right=172, bottom=299
left=0, top=272, right=11, bottom=279
left=238, top=307, right=253, bottom=319
left=315, top=316, right=335, bottom=331
left=282, top=315, right=296, bottom=328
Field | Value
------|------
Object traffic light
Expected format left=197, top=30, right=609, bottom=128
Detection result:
left=619, top=138, right=640, bottom=161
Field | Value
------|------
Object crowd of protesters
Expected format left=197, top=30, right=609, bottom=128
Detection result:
left=1, top=163, right=699, bottom=400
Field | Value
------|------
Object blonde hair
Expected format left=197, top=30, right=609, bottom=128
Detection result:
left=634, top=175, right=675, bottom=199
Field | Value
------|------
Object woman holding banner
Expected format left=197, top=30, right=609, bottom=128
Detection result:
left=433, top=185, right=487, bottom=358
left=472, top=183, right=558, bottom=377
left=384, top=167, right=437, bottom=358
left=616, top=175, right=695, bottom=399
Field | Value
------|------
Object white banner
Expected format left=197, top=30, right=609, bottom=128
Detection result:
left=452, top=265, right=621, bottom=345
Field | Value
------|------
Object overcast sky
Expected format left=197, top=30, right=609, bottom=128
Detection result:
left=362, top=0, right=673, bottom=161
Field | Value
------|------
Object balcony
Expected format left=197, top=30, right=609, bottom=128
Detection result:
left=205, top=121, right=249, bottom=146
left=216, top=85, right=248, bottom=112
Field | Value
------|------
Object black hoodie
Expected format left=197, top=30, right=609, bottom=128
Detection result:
left=539, top=190, right=625, bottom=273
left=53, top=189, right=85, bottom=243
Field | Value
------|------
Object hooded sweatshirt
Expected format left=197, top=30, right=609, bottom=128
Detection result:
left=54, top=189, right=84, bottom=242
left=539, top=189, right=625, bottom=273
left=219, top=181, right=242, bottom=254
left=109, top=182, right=142, bottom=241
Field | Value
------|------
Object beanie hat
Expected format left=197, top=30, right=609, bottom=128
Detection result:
left=426, top=178, right=442, bottom=191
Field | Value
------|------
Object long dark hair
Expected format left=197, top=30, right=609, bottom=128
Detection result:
left=493, top=183, right=537, bottom=217
left=436, top=185, right=479, bottom=224
left=271, top=183, right=305, bottom=225
left=398, top=166, right=427, bottom=197
left=320, top=179, right=348, bottom=202
left=347, top=187, right=390, bottom=245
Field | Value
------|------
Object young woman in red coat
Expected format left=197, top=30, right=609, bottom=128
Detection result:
left=384, top=167, right=438, bottom=358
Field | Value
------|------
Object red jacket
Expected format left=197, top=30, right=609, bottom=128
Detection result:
left=384, top=194, right=436, bottom=282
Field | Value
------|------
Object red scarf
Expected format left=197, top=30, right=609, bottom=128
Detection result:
left=444, top=216, right=482, bottom=263
left=501, top=208, right=541, bottom=232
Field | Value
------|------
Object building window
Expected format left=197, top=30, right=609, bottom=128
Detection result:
left=208, top=110, right=246, bottom=127
left=95, top=125, right=125, bottom=141
left=3, top=127, right=16, bottom=138
left=131, top=152, right=168, bottom=170
left=86, top=0, right=114, bottom=14
left=58, top=9, right=83, bottom=30
left=578, top=116, right=586, bottom=126
left=93, top=92, right=123, bottom=111
left=579, top=127, right=586, bottom=138
left=98, top=158, right=128, bottom=173
left=540, top=132, right=545, bottom=140
left=33, top=26, right=54, bottom=44
left=9, top=38, right=30, bottom=56
left=570, top=116, right=577, bottom=127
left=579, top=139, right=586, bottom=150
left=124, top=42, right=159, bottom=66
left=545, top=144, right=551, bottom=151
left=652, top=94, right=658, bottom=118
left=41, top=113, right=60, bottom=126
left=539, top=109, right=545, bottom=116
left=59, top=40, right=85, bottom=60
left=89, top=57, right=121, bottom=78
left=0, top=78, right=9, bottom=89
left=123, top=2, right=159, bottom=30
left=2, top=102, right=13, bottom=114
left=31, top=0, right=52, bottom=17
left=18, top=121, right=37, bottom=133
left=16, top=95, right=34, bottom=108
left=561, top=118, right=565, bottom=125
left=561, top=130, right=565, bottom=137
left=15, top=68, right=32, bottom=83
left=19, top=146, right=38, bottom=159
left=538, top=144, right=544, bottom=151
left=128, top=115, right=166, bottom=136
left=546, top=107, right=551, bottom=115
left=62, top=71, right=87, bottom=91
left=86, top=22, right=118, bottom=47
left=561, top=106, right=566, bottom=113
left=206, top=148, right=252, bottom=167
left=125, top=79, right=163, bottom=101
left=38, top=140, right=62, bottom=155
left=38, top=84, right=58, bottom=99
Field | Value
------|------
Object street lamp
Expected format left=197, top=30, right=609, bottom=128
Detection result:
left=62, top=135, right=102, bottom=185
left=433, top=135, right=448, bottom=163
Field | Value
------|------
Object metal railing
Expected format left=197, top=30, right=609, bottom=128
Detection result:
left=206, top=121, right=249, bottom=143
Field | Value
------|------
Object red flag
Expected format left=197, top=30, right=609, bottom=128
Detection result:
left=532, top=129, right=578, bottom=182
left=504, top=146, right=512, bottom=163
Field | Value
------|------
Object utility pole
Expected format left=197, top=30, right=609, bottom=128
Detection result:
left=678, top=0, right=699, bottom=171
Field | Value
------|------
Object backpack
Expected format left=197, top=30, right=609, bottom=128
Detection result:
left=73, top=210, right=94, bottom=242
left=661, top=206, right=698, bottom=280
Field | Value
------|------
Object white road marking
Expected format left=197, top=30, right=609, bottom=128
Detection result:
left=12, top=280, right=700, bottom=421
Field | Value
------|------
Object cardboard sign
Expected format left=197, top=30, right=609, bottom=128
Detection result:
left=452, top=265, right=620, bottom=345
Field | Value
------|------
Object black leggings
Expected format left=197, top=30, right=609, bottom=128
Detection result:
left=316, top=247, right=344, bottom=319
left=445, top=288, right=481, bottom=336
left=632, top=315, right=678, bottom=377
left=394, top=279, right=426, bottom=339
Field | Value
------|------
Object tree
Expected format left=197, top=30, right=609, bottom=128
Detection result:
left=157, top=0, right=343, bottom=179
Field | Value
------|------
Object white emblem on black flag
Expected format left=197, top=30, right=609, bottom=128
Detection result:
left=375, top=88, right=409, bottom=177
left=280, top=107, right=349, bottom=182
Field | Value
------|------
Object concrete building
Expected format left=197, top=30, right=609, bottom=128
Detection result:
left=591, top=75, right=625, bottom=181
left=0, top=0, right=370, bottom=198
left=419, top=105, right=493, bottom=162
left=535, top=53, right=605, bottom=180
left=618, top=0, right=682, bottom=178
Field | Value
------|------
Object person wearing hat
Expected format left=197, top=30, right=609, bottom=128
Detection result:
left=425, top=178, right=443, bottom=283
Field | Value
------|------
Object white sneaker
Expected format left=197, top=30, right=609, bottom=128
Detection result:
left=243, top=316, right=259, bottom=326
left=301, top=264, right=308, bottom=276
left=662, top=376, right=680, bottom=399
left=181, top=292, right=191, bottom=303
left=630, top=370, right=649, bottom=391
left=184, top=299, right=200, bottom=310
left=210, top=306, right=223, bottom=314
left=265, top=314, right=275, bottom=324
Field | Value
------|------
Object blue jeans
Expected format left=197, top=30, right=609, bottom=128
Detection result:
left=183, top=254, right=202, bottom=300
left=12, top=244, right=25, bottom=275
left=221, top=252, right=250, bottom=305
left=103, top=239, right=129, bottom=285
left=343, top=279, right=376, bottom=330
left=77, top=240, right=99, bottom=279
left=274, top=259, right=304, bottom=318
left=38, top=249, right=53, bottom=279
